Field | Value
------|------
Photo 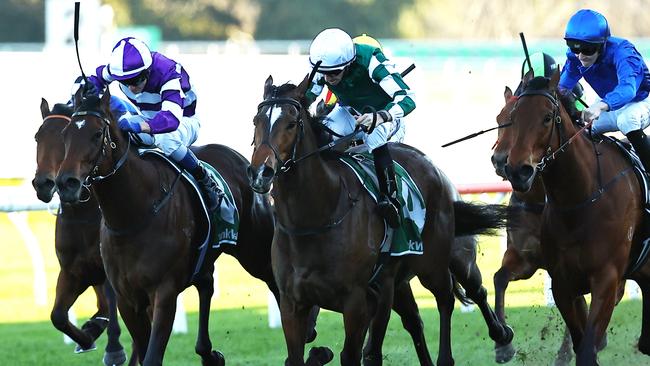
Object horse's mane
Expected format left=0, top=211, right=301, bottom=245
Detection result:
left=271, top=81, right=333, bottom=147
left=76, top=95, right=103, bottom=115
left=51, top=103, right=73, bottom=117
left=522, top=76, right=582, bottom=124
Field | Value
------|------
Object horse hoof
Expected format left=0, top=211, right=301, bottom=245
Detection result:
left=362, top=353, right=382, bottom=366
left=103, top=348, right=127, bottom=366
left=307, top=346, right=334, bottom=365
left=74, top=342, right=97, bottom=354
left=494, top=342, right=515, bottom=364
left=638, top=337, right=650, bottom=355
left=306, top=328, right=318, bottom=343
left=205, top=350, right=225, bottom=366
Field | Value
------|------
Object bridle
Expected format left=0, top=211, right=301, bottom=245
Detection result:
left=70, top=109, right=130, bottom=185
left=256, top=92, right=367, bottom=176
left=256, top=96, right=304, bottom=175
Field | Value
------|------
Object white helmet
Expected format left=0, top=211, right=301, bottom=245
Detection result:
left=309, top=28, right=356, bottom=72
left=108, top=37, right=153, bottom=80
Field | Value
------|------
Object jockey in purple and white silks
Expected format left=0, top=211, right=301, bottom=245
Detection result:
left=86, top=37, right=222, bottom=212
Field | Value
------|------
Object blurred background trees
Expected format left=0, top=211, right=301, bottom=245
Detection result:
left=2, top=0, right=650, bottom=42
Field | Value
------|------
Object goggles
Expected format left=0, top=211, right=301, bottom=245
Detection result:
left=567, top=40, right=601, bottom=56
left=120, top=70, right=149, bottom=86
left=320, top=68, right=345, bottom=76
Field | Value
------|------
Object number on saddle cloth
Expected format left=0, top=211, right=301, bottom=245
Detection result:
left=339, top=153, right=426, bottom=255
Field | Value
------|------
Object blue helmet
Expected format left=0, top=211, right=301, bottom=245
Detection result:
left=564, top=9, right=610, bottom=44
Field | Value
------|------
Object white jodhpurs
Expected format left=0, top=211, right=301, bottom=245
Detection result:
left=323, top=105, right=405, bottom=152
left=591, top=97, right=650, bottom=135
left=136, top=115, right=201, bottom=156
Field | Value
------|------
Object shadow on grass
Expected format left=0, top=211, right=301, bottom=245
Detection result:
left=0, top=300, right=646, bottom=365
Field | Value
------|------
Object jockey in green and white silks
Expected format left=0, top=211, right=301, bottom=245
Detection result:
left=306, top=28, right=416, bottom=228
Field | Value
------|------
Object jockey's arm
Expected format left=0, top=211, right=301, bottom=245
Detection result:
left=369, top=50, right=416, bottom=121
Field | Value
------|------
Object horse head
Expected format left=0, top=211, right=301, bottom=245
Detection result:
left=491, top=86, right=518, bottom=178
left=247, top=74, right=312, bottom=193
left=503, top=69, right=574, bottom=192
left=55, top=88, right=123, bottom=203
left=32, top=99, right=73, bottom=202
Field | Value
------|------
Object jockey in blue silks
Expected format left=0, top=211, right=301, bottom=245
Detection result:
left=85, top=37, right=222, bottom=212
left=559, top=9, right=650, bottom=171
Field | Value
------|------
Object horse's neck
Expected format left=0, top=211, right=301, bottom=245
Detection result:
left=274, top=134, right=342, bottom=226
left=542, top=134, right=599, bottom=205
left=92, top=144, right=158, bottom=227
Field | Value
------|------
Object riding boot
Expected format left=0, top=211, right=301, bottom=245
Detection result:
left=626, top=129, right=650, bottom=173
left=372, top=144, right=401, bottom=228
left=175, top=148, right=224, bottom=213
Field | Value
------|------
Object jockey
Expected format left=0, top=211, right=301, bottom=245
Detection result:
left=559, top=9, right=650, bottom=171
left=520, top=52, right=585, bottom=112
left=306, top=28, right=416, bottom=228
left=85, top=37, right=222, bottom=212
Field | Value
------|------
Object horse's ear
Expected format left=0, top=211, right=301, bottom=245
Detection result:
left=295, top=73, right=311, bottom=98
left=100, top=88, right=112, bottom=117
left=263, top=75, right=273, bottom=99
left=73, top=85, right=84, bottom=109
left=522, top=69, right=534, bottom=86
left=40, top=98, right=50, bottom=119
left=504, top=86, right=513, bottom=102
left=549, top=68, right=560, bottom=89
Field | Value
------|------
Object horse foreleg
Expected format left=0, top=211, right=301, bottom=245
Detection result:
left=575, top=273, right=618, bottom=365
left=340, top=288, right=371, bottom=366
left=102, top=282, right=127, bottom=366
left=552, top=280, right=586, bottom=358
left=193, top=269, right=225, bottom=366
left=280, top=295, right=317, bottom=366
left=142, top=289, right=178, bottom=366
left=362, top=274, right=394, bottom=366
left=638, top=280, right=650, bottom=355
left=50, top=271, right=95, bottom=351
left=118, top=300, right=151, bottom=365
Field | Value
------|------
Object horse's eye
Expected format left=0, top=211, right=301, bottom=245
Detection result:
left=92, top=130, right=103, bottom=143
left=543, top=114, right=553, bottom=124
left=286, top=122, right=297, bottom=130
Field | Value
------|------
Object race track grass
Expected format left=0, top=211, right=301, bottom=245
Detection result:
left=1, top=209, right=648, bottom=365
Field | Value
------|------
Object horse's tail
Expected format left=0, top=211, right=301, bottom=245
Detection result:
left=453, top=201, right=508, bottom=237
left=451, top=274, right=473, bottom=306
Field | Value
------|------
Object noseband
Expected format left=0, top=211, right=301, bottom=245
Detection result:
left=70, top=110, right=130, bottom=184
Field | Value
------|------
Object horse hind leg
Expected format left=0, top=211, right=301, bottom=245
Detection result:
left=418, top=269, right=455, bottom=366
left=193, top=269, right=225, bottom=366
left=377, top=281, right=433, bottom=366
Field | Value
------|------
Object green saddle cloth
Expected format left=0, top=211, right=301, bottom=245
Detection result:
left=339, top=153, right=425, bottom=256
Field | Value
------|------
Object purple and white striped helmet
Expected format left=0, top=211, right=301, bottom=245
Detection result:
left=108, top=37, right=153, bottom=80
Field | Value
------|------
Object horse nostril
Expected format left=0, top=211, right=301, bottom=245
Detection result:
left=262, top=165, right=275, bottom=179
left=519, top=165, right=534, bottom=180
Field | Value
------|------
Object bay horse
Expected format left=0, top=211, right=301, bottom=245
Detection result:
left=54, top=89, right=282, bottom=366
left=500, top=69, right=650, bottom=365
left=32, top=99, right=128, bottom=366
left=248, top=75, right=508, bottom=366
